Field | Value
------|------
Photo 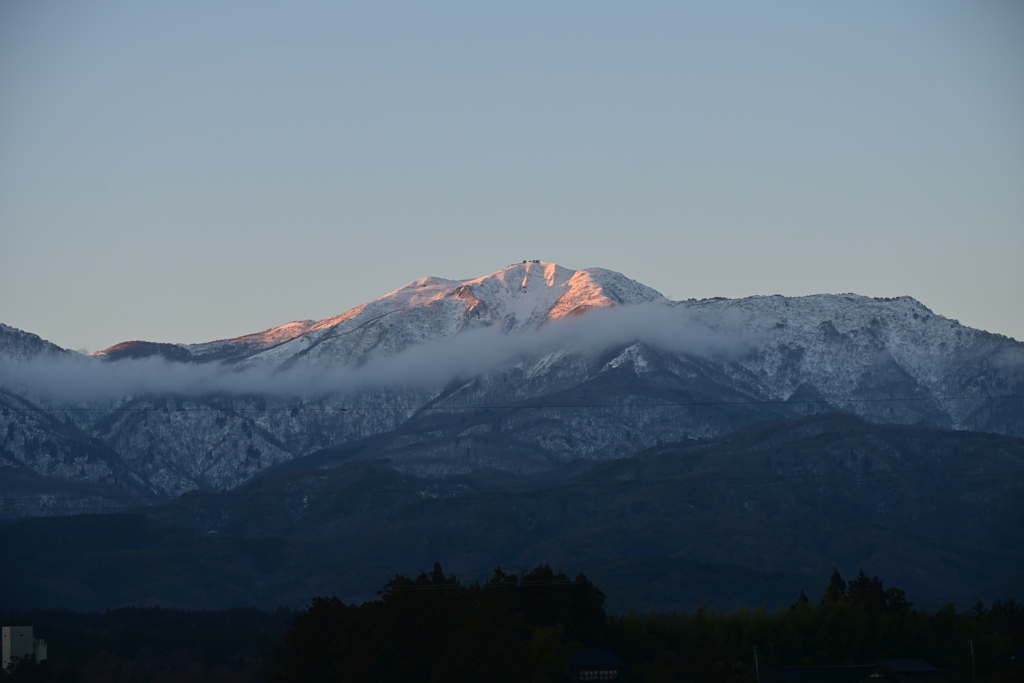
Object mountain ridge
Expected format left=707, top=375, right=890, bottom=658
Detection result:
left=1, top=263, right=1022, bottom=501
left=87, top=262, right=663, bottom=365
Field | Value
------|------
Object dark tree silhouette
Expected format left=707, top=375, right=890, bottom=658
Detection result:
left=821, top=568, right=848, bottom=606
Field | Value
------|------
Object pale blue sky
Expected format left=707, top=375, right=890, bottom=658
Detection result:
left=1, top=1, right=1022, bottom=351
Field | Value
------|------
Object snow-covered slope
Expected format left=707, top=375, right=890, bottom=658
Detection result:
left=678, top=293, right=1018, bottom=395
left=0, top=323, right=70, bottom=362
left=2, top=263, right=1022, bottom=502
left=672, top=293, right=1023, bottom=432
left=97, top=262, right=664, bottom=368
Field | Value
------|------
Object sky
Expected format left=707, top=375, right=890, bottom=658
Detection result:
left=1, top=1, right=1022, bottom=352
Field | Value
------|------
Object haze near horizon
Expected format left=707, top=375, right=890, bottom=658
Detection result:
left=1, top=1, right=1022, bottom=350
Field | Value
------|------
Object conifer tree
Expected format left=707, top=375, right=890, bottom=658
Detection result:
left=821, top=568, right=847, bottom=606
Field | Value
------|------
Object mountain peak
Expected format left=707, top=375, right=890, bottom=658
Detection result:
left=429, top=261, right=664, bottom=330
left=177, top=262, right=664, bottom=367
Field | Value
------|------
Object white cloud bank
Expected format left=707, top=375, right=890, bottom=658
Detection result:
left=0, top=303, right=750, bottom=402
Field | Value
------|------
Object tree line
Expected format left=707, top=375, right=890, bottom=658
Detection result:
left=272, top=566, right=1023, bottom=683
left=3, top=567, right=1022, bottom=682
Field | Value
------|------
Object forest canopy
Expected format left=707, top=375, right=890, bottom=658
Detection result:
left=271, top=566, right=1024, bottom=683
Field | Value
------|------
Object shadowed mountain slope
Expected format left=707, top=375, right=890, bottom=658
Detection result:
left=3, top=414, right=1020, bottom=613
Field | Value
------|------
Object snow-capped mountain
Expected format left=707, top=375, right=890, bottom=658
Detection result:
left=96, top=261, right=665, bottom=367
left=2, top=262, right=1022, bottom=508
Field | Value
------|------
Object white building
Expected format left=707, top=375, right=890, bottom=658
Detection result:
left=2, top=626, right=47, bottom=670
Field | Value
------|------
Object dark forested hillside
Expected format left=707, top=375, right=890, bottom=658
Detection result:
left=2, top=414, right=1021, bottom=613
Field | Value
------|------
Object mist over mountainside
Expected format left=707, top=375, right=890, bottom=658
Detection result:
left=1, top=262, right=1022, bottom=504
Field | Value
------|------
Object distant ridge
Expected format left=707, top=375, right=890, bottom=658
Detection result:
left=1, top=262, right=1022, bottom=499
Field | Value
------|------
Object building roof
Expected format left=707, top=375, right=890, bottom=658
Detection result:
left=567, top=651, right=625, bottom=670
left=763, top=665, right=880, bottom=683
